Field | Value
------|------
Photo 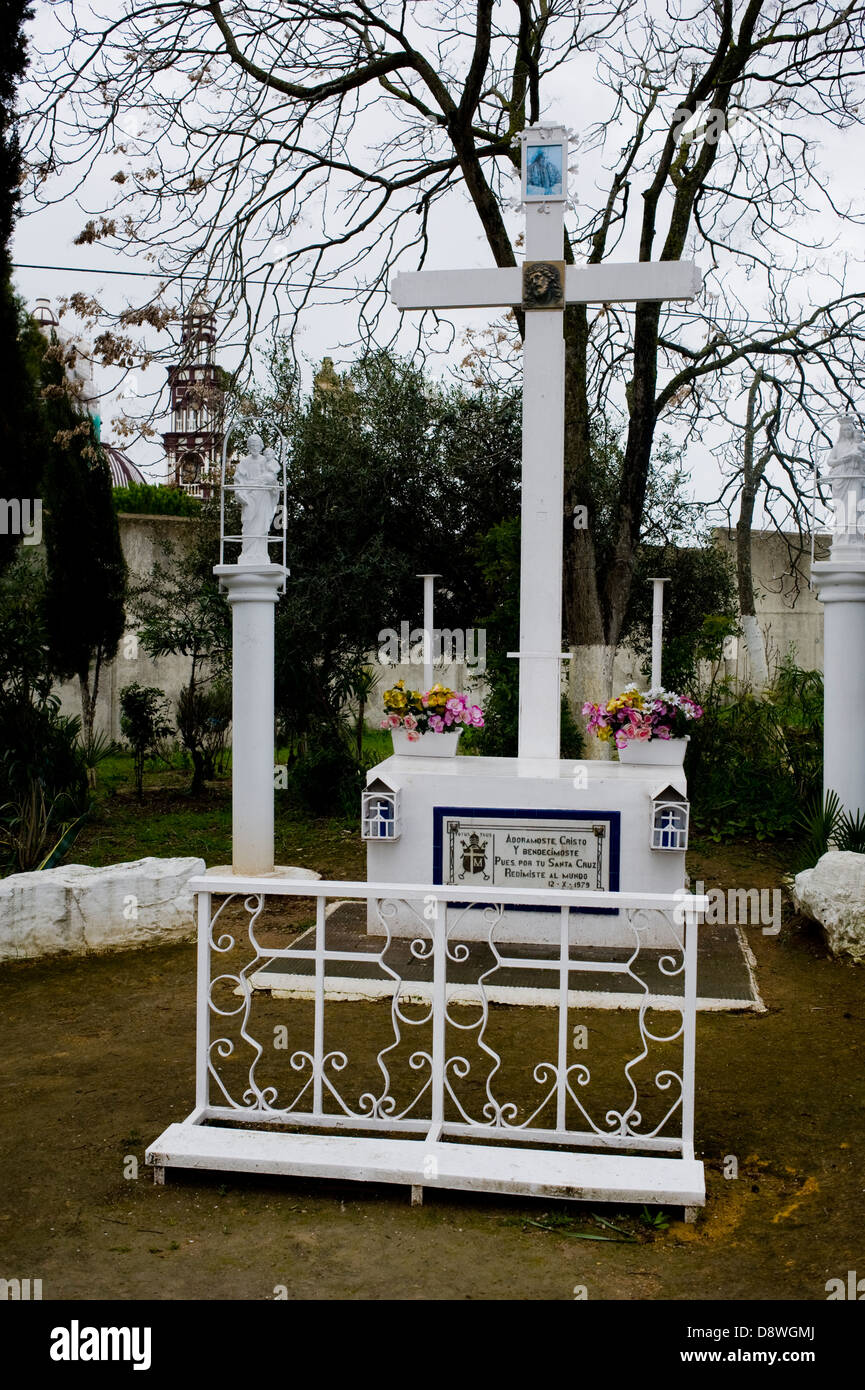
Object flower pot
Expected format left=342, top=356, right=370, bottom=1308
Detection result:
left=617, top=735, right=689, bottom=766
left=391, top=728, right=462, bottom=757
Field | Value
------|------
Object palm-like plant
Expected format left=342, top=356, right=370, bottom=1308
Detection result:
left=341, top=664, right=380, bottom=760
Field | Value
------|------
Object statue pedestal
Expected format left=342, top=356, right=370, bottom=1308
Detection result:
left=214, top=563, right=286, bottom=875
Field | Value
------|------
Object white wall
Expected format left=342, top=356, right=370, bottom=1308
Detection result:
left=51, top=518, right=828, bottom=739
left=53, top=513, right=198, bottom=739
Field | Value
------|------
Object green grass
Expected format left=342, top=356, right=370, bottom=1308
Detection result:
left=56, top=725, right=473, bottom=876
left=72, top=749, right=367, bottom=878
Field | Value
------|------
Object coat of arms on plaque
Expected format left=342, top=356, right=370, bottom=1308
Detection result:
left=448, top=825, right=493, bottom=882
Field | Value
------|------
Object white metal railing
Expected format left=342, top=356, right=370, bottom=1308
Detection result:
left=188, top=876, right=705, bottom=1163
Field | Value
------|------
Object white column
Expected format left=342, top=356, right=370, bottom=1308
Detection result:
left=518, top=200, right=565, bottom=761
left=810, top=562, right=865, bottom=819
left=649, top=577, right=669, bottom=689
left=213, top=563, right=284, bottom=875
left=811, top=418, right=865, bottom=821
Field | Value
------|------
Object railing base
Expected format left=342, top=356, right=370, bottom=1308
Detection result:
left=146, top=1119, right=705, bottom=1210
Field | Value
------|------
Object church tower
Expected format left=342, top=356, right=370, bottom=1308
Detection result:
left=163, top=300, right=224, bottom=495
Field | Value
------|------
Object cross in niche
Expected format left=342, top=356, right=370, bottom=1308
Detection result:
left=392, top=124, right=702, bottom=760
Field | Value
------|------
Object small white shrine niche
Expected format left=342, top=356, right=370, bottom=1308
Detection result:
left=650, top=784, right=689, bottom=851
left=362, top=778, right=401, bottom=842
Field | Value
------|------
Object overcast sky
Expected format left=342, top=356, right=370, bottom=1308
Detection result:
left=12, top=1, right=864, bottom=531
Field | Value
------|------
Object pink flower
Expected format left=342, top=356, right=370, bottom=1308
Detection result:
left=429, top=714, right=444, bottom=732
left=443, top=712, right=454, bottom=726
left=404, top=714, right=417, bottom=730
left=380, top=718, right=390, bottom=729
left=407, top=730, right=419, bottom=741
left=388, top=714, right=401, bottom=728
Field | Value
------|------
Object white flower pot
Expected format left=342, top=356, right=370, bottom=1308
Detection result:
left=391, top=729, right=462, bottom=757
left=617, top=735, right=689, bottom=766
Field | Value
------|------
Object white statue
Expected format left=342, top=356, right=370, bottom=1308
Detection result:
left=234, top=432, right=280, bottom=564
left=825, top=416, right=865, bottom=554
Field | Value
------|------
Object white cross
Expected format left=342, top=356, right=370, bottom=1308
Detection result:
left=392, top=124, right=702, bottom=761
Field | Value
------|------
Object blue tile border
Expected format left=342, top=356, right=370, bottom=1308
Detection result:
left=432, top=805, right=621, bottom=915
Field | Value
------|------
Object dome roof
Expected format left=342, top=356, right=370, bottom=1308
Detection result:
left=32, top=297, right=59, bottom=328
left=103, top=443, right=147, bottom=487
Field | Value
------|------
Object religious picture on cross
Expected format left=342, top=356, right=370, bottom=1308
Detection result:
left=523, top=140, right=564, bottom=200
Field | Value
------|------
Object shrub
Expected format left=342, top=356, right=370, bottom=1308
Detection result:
left=113, top=483, right=202, bottom=517
left=286, top=741, right=363, bottom=817
left=0, top=696, right=89, bottom=871
left=176, top=680, right=232, bottom=794
left=120, top=684, right=174, bottom=802
left=687, top=660, right=823, bottom=841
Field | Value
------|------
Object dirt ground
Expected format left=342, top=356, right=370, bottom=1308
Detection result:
left=0, top=837, right=863, bottom=1302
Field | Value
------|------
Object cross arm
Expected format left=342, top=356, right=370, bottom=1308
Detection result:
left=391, top=261, right=702, bottom=311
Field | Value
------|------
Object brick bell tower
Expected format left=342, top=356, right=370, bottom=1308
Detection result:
left=163, top=299, right=224, bottom=495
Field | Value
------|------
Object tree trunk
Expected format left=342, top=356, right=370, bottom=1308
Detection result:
left=603, top=303, right=663, bottom=655
left=356, top=698, right=365, bottom=761
left=736, top=503, right=769, bottom=692
left=188, top=748, right=207, bottom=797
left=562, top=303, right=605, bottom=649
left=568, top=644, right=617, bottom=760
left=736, top=370, right=770, bottom=694
left=78, top=659, right=101, bottom=788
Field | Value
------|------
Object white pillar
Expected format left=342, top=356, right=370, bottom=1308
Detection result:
left=811, top=417, right=865, bottom=820
left=213, top=563, right=285, bottom=875
left=417, top=573, right=439, bottom=691
left=649, top=577, right=669, bottom=689
left=517, top=198, right=565, bottom=761
left=810, top=564, right=865, bottom=819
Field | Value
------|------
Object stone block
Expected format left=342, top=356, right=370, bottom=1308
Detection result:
left=792, top=850, right=865, bottom=963
left=0, top=857, right=205, bottom=962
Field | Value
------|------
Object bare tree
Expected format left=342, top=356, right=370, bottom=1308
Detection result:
left=21, top=1, right=865, bottom=703
left=705, top=292, right=865, bottom=688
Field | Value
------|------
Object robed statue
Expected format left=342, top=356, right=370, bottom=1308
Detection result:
left=825, top=417, right=865, bottom=554
left=234, top=432, right=280, bottom=564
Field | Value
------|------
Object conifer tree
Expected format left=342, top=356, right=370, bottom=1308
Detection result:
left=0, top=1, right=41, bottom=573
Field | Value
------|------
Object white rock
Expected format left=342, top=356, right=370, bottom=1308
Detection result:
left=792, top=850, right=865, bottom=963
left=0, top=856, right=205, bottom=962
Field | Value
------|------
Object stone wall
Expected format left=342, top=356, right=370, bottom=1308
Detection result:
left=54, top=513, right=197, bottom=740
left=712, top=527, right=829, bottom=681
left=52, top=516, right=828, bottom=738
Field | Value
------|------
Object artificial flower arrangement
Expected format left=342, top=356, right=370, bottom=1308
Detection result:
left=582, top=685, right=703, bottom=751
left=381, top=680, right=484, bottom=740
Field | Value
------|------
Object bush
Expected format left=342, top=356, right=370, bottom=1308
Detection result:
left=0, top=696, right=89, bottom=871
left=120, top=684, right=174, bottom=802
left=176, top=680, right=232, bottom=794
left=286, top=741, right=363, bottom=817
left=794, top=789, right=865, bottom=870
left=113, top=483, right=202, bottom=517
left=687, top=659, right=823, bottom=841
